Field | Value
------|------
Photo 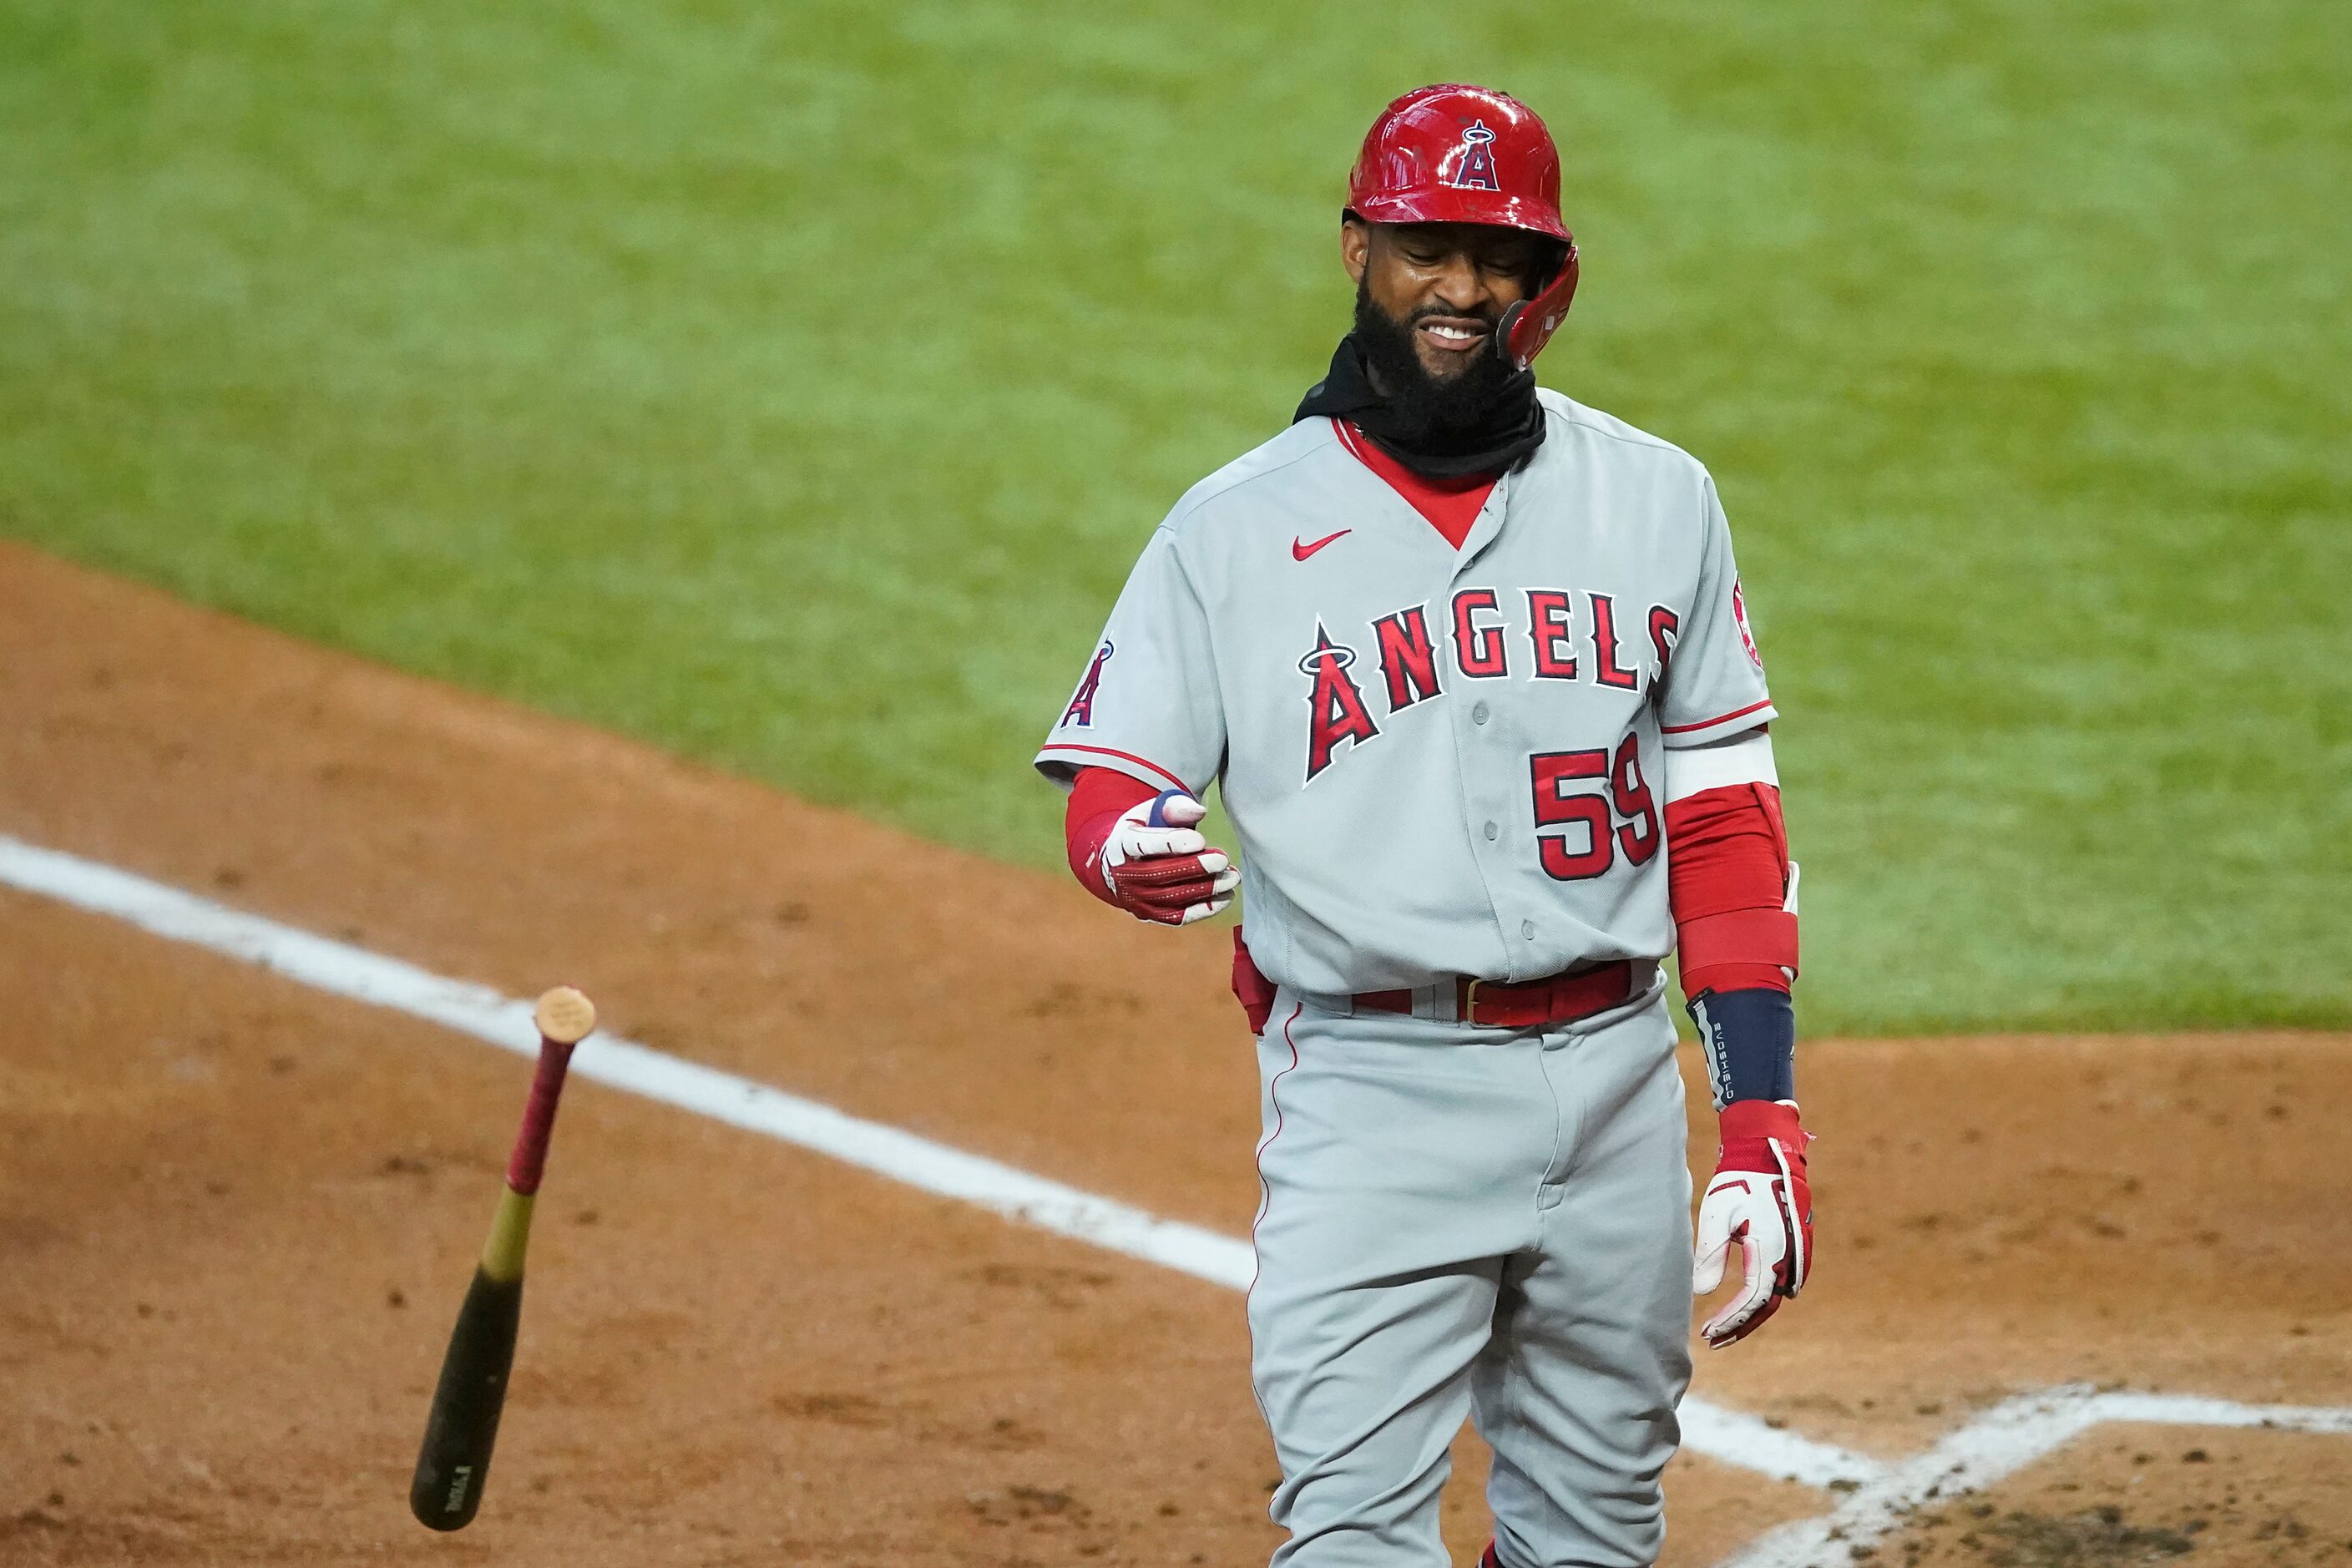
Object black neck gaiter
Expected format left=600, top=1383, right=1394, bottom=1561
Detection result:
left=1292, top=330, right=1546, bottom=480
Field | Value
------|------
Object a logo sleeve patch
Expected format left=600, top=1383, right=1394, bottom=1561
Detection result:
left=1732, top=579, right=1764, bottom=674
left=1060, top=640, right=1115, bottom=729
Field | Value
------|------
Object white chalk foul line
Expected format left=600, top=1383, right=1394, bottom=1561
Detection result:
left=1720, top=1384, right=2352, bottom=1566
left=0, top=833, right=1873, bottom=1492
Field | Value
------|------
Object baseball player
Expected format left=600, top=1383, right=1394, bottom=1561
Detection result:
left=1038, top=84, right=1810, bottom=1568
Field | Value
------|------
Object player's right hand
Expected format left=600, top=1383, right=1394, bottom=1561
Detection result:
left=1100, top=790, right=1239, bottom=927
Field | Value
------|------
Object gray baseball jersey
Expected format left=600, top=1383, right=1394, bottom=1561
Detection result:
left=1036, top=388, right=1773, bottom=998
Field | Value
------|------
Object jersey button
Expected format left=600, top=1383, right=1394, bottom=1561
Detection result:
left=1484, top=821, right=1499, bottom=842
left=1472, top=701, right=1490, bottom=725
left=1520, top=919, right=1536, bottom=940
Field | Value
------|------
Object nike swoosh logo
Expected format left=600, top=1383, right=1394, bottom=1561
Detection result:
left=1292, top=529, right=1351, bottom=562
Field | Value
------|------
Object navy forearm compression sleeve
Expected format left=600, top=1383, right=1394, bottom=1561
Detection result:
left=1687, top=986, right=1796, bottom=1110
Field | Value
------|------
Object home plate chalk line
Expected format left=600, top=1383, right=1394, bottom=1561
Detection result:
left=3, top=832, right=2345, bottom=1560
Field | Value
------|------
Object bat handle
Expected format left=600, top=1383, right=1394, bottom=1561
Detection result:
left=505, top=1039, right=576, bottom=1196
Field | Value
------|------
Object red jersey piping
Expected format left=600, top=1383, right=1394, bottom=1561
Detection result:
left=1662, top=696, right=1775, bottom=736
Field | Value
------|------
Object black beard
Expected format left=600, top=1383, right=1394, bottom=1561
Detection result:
left=1351, top=276, right=1525, bottom=444
left=1292, top=282, right=1549, bottom=478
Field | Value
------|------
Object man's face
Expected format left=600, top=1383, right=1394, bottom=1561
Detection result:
left=1343, top=220, right=1552, bottom=382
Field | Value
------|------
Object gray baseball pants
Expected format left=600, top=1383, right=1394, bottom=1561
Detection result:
left=1247, top=984, right=1693, bottom=1568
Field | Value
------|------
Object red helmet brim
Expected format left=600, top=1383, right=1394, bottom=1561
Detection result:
left=1347, top=189, right=1572, bottom=246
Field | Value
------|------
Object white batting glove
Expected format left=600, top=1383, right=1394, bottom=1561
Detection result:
left=1692, top=1099, right=1813, bottom=1348
left=1099, top=791, right=1240, bottom=927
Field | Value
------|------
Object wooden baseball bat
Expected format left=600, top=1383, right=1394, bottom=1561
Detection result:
left=408, top=987, right=596, bottom=1531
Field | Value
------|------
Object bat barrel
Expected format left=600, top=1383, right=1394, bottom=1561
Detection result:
left=409, top=1266, right=526, bottom=1530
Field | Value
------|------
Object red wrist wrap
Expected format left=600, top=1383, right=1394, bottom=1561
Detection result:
left=1716, top=1098, right=1808, bottom=1176
left=1065, top=766, right=1157, bottom=901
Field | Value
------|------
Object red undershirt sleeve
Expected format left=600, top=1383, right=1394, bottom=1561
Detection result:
left=1666, top=781, right=1798, bottom=997
left=1065, top=766, right=1158, bottom=901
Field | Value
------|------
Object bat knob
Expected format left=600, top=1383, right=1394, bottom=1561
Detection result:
left=533, top=987, right=596, bottom=1045
left=1146, top=788, right=1192, bottom=829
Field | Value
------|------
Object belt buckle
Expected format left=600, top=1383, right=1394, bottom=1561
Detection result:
left=1461, top=977, right=1485, bottom=1027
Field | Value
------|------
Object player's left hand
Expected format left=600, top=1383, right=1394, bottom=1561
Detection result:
left=1692, top=1098, right=1812, bottom=1348
left=1099, top=790, right=1241, bottom=927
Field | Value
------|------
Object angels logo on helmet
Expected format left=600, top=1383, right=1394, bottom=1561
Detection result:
left=1449, top=120, right=1502, bottom=190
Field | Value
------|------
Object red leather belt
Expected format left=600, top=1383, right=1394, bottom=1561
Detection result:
left=1353, top=960, right=1640, bottom=1029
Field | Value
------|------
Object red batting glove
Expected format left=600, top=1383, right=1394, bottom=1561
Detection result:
left=1088, top=791, right=1239, bottom=927
left=1692, top=1099, right=1813, bottom=1348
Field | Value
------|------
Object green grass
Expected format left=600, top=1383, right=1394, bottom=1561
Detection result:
left=3, top=0, right=2345, bottom=1032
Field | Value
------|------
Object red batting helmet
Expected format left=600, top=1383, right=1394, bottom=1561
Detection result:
left=1345, top=84, right=1581, bottom=372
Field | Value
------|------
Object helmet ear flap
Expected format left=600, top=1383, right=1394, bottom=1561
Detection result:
left=1499, top=241, right=1579, bottom=372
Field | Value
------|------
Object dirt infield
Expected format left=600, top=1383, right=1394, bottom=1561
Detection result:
left=3, top=542, right=2347, bottom=1566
